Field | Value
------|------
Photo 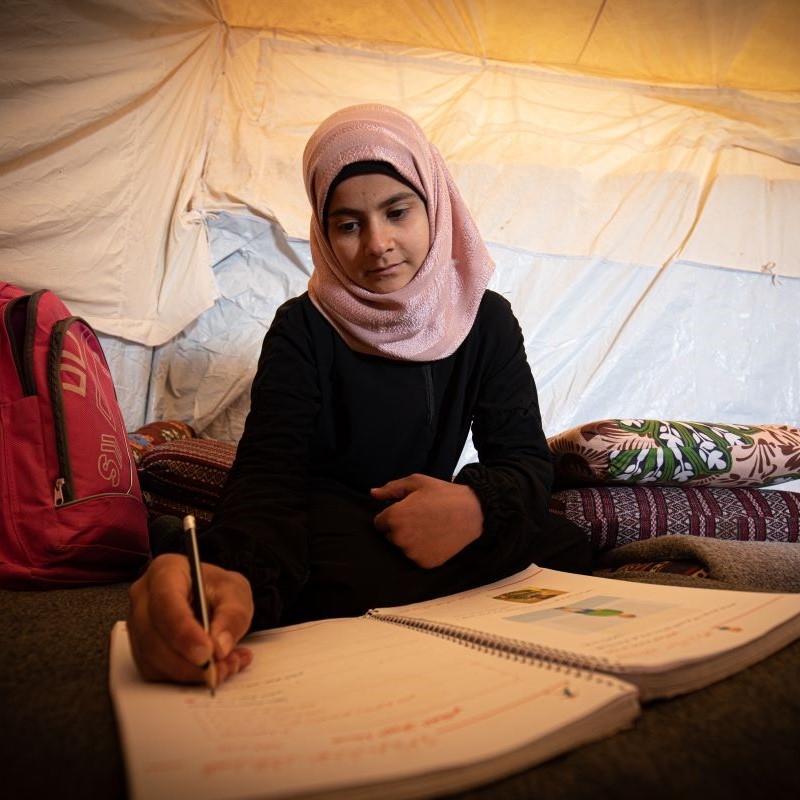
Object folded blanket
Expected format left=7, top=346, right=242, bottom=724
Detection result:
left=595, top=536, right=800, bottom=593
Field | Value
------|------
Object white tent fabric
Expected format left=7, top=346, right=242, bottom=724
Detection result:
left=1, top=0, right=222, bottom=344
left=1, top=0, right=799, bottom=444
left=202, top=31, right=800, bottom=277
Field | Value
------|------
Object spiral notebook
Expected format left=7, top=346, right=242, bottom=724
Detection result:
left=110, top=564, right=800, bottom=800
left=367, top=564, right=800, bottom=702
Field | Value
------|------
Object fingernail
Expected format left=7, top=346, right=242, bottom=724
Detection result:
left=217, top=630, right=234, bottom=657
left=190, top=644, right=209, bottom=666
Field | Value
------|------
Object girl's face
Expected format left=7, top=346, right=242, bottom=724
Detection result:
left=325, top=172, right=430, bottom=294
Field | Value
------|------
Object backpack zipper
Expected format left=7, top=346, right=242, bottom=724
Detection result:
left=54, top=477, right=66, bottom=506
left=48, top=317, right=79, bottom=506
left=3, top=293, right=39, bottom=396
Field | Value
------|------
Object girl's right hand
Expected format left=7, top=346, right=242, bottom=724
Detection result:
left=127, top=553, right=255, bottom=686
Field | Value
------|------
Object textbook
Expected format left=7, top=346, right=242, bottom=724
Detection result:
left=110, top=565, right=800, bottom=800
left=368, top=564, right=800, bottom=702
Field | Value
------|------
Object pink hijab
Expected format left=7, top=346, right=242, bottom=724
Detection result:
left=303, top=104, right=494, bottom=362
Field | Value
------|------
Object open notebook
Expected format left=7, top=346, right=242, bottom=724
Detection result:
left=110, top=564, right=800, bottom=800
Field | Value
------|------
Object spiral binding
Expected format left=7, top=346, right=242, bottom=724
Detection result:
left=366, top=610, right=624, bottom=686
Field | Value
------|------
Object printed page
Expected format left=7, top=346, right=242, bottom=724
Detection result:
left=110, top=617, right=638, bottom=800
left=371, top=565, right=800, bottom=699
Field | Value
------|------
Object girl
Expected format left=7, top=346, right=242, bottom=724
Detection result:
left=127, top=104, right=591, bottom=686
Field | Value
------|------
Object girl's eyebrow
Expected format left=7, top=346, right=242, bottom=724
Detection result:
left=327, top=191, right=420, bottom=218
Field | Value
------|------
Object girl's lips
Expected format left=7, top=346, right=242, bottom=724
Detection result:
left=368, top=262, right=402, bottom=274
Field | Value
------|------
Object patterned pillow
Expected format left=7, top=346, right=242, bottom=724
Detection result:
left=548, top=419, right=800, bottom=488
left=137, top=439, right=237, bottom=517
left=128, top=420, right=196, bottom=466
left=549, top=485, right=800, bottom=551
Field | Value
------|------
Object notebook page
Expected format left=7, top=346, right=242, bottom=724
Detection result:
left=110, top=616, right=637, bottom=800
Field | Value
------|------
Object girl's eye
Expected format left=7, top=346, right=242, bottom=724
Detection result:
left=387, top=206, right=410, bottom=221
left=336, top=220, right=359, bottom=234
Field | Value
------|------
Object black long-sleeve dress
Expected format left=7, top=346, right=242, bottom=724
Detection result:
left=199, top=290, right=591, bottom=630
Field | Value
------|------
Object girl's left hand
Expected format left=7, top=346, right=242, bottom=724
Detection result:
left=371, top=474, right=483, bottom=567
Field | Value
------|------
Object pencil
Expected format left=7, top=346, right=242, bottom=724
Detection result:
left=183, top=514, right=218, bottom=697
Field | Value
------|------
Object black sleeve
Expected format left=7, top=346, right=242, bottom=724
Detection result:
left=453, top=293, right=553, bottom=566
left=198, top=296, right=320, bottom=631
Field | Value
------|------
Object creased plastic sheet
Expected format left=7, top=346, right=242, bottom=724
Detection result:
left=135, top=213, right=799, bottom=459
left=145, top=212, right=311, bottom=442
left=96, top=334, right=154, bottom=433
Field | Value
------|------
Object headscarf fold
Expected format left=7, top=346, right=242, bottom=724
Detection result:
left=303, top=104, right=494, bottom=362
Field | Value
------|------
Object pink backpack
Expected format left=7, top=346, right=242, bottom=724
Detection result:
left=0, top=283, right=149, bottom=587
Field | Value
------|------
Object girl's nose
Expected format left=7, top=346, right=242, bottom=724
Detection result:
left=365, top=221, right=392, bottom=256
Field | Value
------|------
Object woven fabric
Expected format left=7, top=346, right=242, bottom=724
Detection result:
left=137, top=438, right=236, bottom=509
left=549, top=485, right=800, bottom=551
left=134, top=434, right=800, bottom=554
left=600, top=559, right=709, bottom=578
left=128, top=419, right=195, bottom=466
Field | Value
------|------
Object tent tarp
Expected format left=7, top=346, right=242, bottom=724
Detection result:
left=1, top=0, right=798, bottom=436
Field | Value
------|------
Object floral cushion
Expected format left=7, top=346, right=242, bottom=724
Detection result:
left=548, top=419, right=800, bottom=488
left=550, top=485, right=800, bottom=551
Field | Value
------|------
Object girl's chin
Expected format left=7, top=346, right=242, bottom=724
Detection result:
left=357, top=265, right=418, bottom=294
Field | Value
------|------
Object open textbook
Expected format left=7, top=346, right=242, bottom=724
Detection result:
left=110, top=565, right=800, bottom=800
left=368, top=564, right=800, bottom=702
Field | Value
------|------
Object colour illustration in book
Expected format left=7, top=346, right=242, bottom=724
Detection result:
left=506, top=595, right=672, bottom=634
left=493, top=586, right=567, bottom=604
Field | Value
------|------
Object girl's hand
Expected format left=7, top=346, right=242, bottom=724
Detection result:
left=371, top=474, right=483, bottom=567
left=127, top=554, right=255, bottom=686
